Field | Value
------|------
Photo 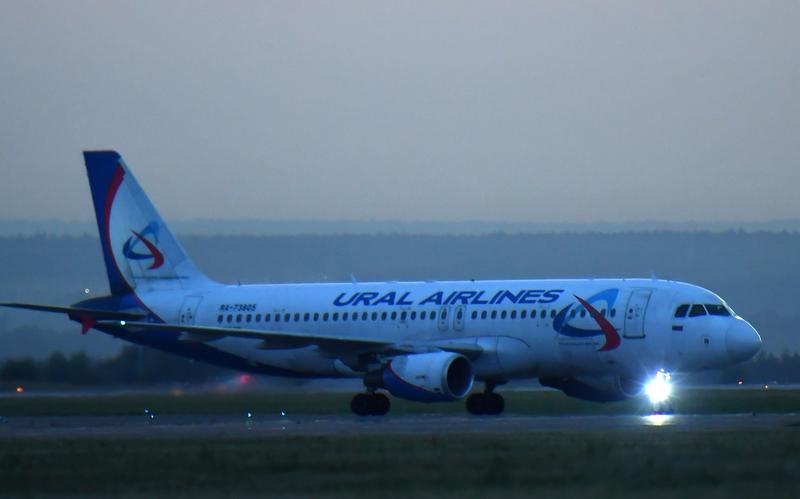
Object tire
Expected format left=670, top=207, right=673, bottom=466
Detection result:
left=350, top=393, right=372, bottom=416
left=466, top=393, right=486, bottom=415
left=372, top=393, right=391, bottom=416
left=486, top=393, right=505, bottom=415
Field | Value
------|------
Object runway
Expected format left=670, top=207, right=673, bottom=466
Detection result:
left=1, top=412, right=798, bottom=438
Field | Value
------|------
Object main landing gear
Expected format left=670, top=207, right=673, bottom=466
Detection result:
left=466, top=381, right=505, bottom=416
left=351, top=392, right=391, bottom=416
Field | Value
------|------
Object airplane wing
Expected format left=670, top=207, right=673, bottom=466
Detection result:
left=99, top=320, right=483, bottom=357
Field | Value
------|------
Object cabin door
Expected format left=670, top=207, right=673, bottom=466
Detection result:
left=623, top=289, right=651, bottom=338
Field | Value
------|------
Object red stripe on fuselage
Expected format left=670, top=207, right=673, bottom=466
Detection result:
left=574, top=294, right=621, bottom=352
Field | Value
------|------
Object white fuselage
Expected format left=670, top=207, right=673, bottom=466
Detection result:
left=132, top=278, right=757, bottom=382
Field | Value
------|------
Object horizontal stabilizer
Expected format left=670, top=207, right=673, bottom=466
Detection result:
left=0, top=303, right=146, bottom=321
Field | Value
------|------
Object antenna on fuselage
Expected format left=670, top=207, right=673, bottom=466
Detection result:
left=350, top=273, right=358, bottom=285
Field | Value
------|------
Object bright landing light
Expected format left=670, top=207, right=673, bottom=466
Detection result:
left=645, top=370, right=672, bottom=404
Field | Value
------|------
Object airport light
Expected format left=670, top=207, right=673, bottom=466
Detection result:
left=645, top=370, right=672, bottom=404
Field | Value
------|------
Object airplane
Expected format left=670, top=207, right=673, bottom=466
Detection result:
left=1, top=151, right=762, bottom=415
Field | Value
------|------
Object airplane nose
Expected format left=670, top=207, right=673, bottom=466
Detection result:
left=725, top=320, right=762, bottom=363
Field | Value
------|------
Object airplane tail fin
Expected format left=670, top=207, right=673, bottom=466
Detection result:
left=83, top=150, right=215, bottom=295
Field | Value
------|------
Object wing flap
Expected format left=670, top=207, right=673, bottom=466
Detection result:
left=99, top=321, right=393, bottom=350
left=99, top=321, right=485, bottom=357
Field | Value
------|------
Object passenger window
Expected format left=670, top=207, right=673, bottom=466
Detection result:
left=343, top=312, right=349, bottom=321
left=391, top=311, right=397, bottom=320
left=323, top=313, right=329, bottom=321
left=411, top=311, right=417, bottom=320
left=689, top=304, right=707, bottom=317
left=510, top=310, right=517, bottom=319
left=491, top=310, right=497, bottom=319
left=481, top=310, right=488, bottom=319
left=227, top=314, right=233, bottom=323
left=500, top=310, right=507, bottom=319
left=265, top=313, right=271, bottom=322
left=371, top=312, right=378, bottom=321
left=579, top=309, right=586, bottom=318
left=284, top=313, right=290, bottom=322
left=541, top=309, right=547, bottom=319
left=255, top=314, right=261, bottom=322
left=521, top=310, right=527, bottom=319
left=430, top=311, right=436, bottom=320
left=600, top=309, right=606, bottom=317
left=303, top=313, right=310, bottom=322
left=362, top=312, right=368, bottom=320
left=441, top=310, right=448, bottom=320
left=246, top=314, right=252, bottom=322
left=471, top=311, right=478, bottom=319
left=293, top=313, right=300, bottom=322
left=313, top=313, right=318, bottom=321
left=332, top=313, right=339, bottom=321
left=674, top=304, right=689, bottom=318
left=236, top=314, right=242, bottom=323
left=609, top=309, right=616, bottom=318
left=351, top=312, right=357, bottom=321
left=705, top=304, right=730, bottom=316
left=217, top=314, right=223, bottom=323
left=400, top=311, right=407, bottom=321
left=570, top=309, right=576, bottom=318
left=420, top=311, right=427, bottom=320
left=381, top=312, right=387, bottom=320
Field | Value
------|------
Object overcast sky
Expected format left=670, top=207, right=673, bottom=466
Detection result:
left=0, top=1, right=797, bottom=224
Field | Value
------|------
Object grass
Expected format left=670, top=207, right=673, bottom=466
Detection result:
left=0, top=387, right=799, bottom=417
left=2, top=389, right=800, bottom=497
left=1, top=429, right=800, bottom=498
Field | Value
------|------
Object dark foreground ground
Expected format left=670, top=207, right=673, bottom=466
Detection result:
left=1, top=388, right=799, bottom=498
left=2, top=429, right=799, bottom=498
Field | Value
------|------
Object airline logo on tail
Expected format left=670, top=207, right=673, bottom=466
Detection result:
left=553, top=289, right=621, bottom=351
left=122, top=222, right=164, bottom=269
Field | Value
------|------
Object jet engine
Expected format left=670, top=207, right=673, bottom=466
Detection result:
left=372, top=351, right=474, bottom=402
left=539, top=375, right=644, bottom=403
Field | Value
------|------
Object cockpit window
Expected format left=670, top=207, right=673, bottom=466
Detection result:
left=705, top=304, right=731, bottom=316
left=688, top=304, right=707, bottom=317
left=674, top=304, right=689, bottom=318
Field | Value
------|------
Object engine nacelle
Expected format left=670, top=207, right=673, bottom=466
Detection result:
left=378, top=352, right=474, bottom=402
left=539, top=375, right=644, bottom=403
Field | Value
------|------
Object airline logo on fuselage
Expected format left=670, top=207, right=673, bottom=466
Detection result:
left=553, top=289, right=621, bottom=352
left=333, top=289, right=564, bottom=307
left=122, top=222, right=164, bottom=270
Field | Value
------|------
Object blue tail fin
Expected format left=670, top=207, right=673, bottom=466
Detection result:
left=83, top=150, right=214, bottom=295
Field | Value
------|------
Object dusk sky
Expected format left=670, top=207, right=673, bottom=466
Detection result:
left=0, top=1, right=797, bottom=224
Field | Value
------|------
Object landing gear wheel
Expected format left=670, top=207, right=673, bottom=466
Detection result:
left=351, top=393, right=392, bottom=416
left=466, top=393, right=505, bottom=416
left=351, top=393, right=372, bottom=416
left=372, top=393, right=390, bottom=415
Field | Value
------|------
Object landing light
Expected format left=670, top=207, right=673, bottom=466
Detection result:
left=645, top=370, right=672, bottom=404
